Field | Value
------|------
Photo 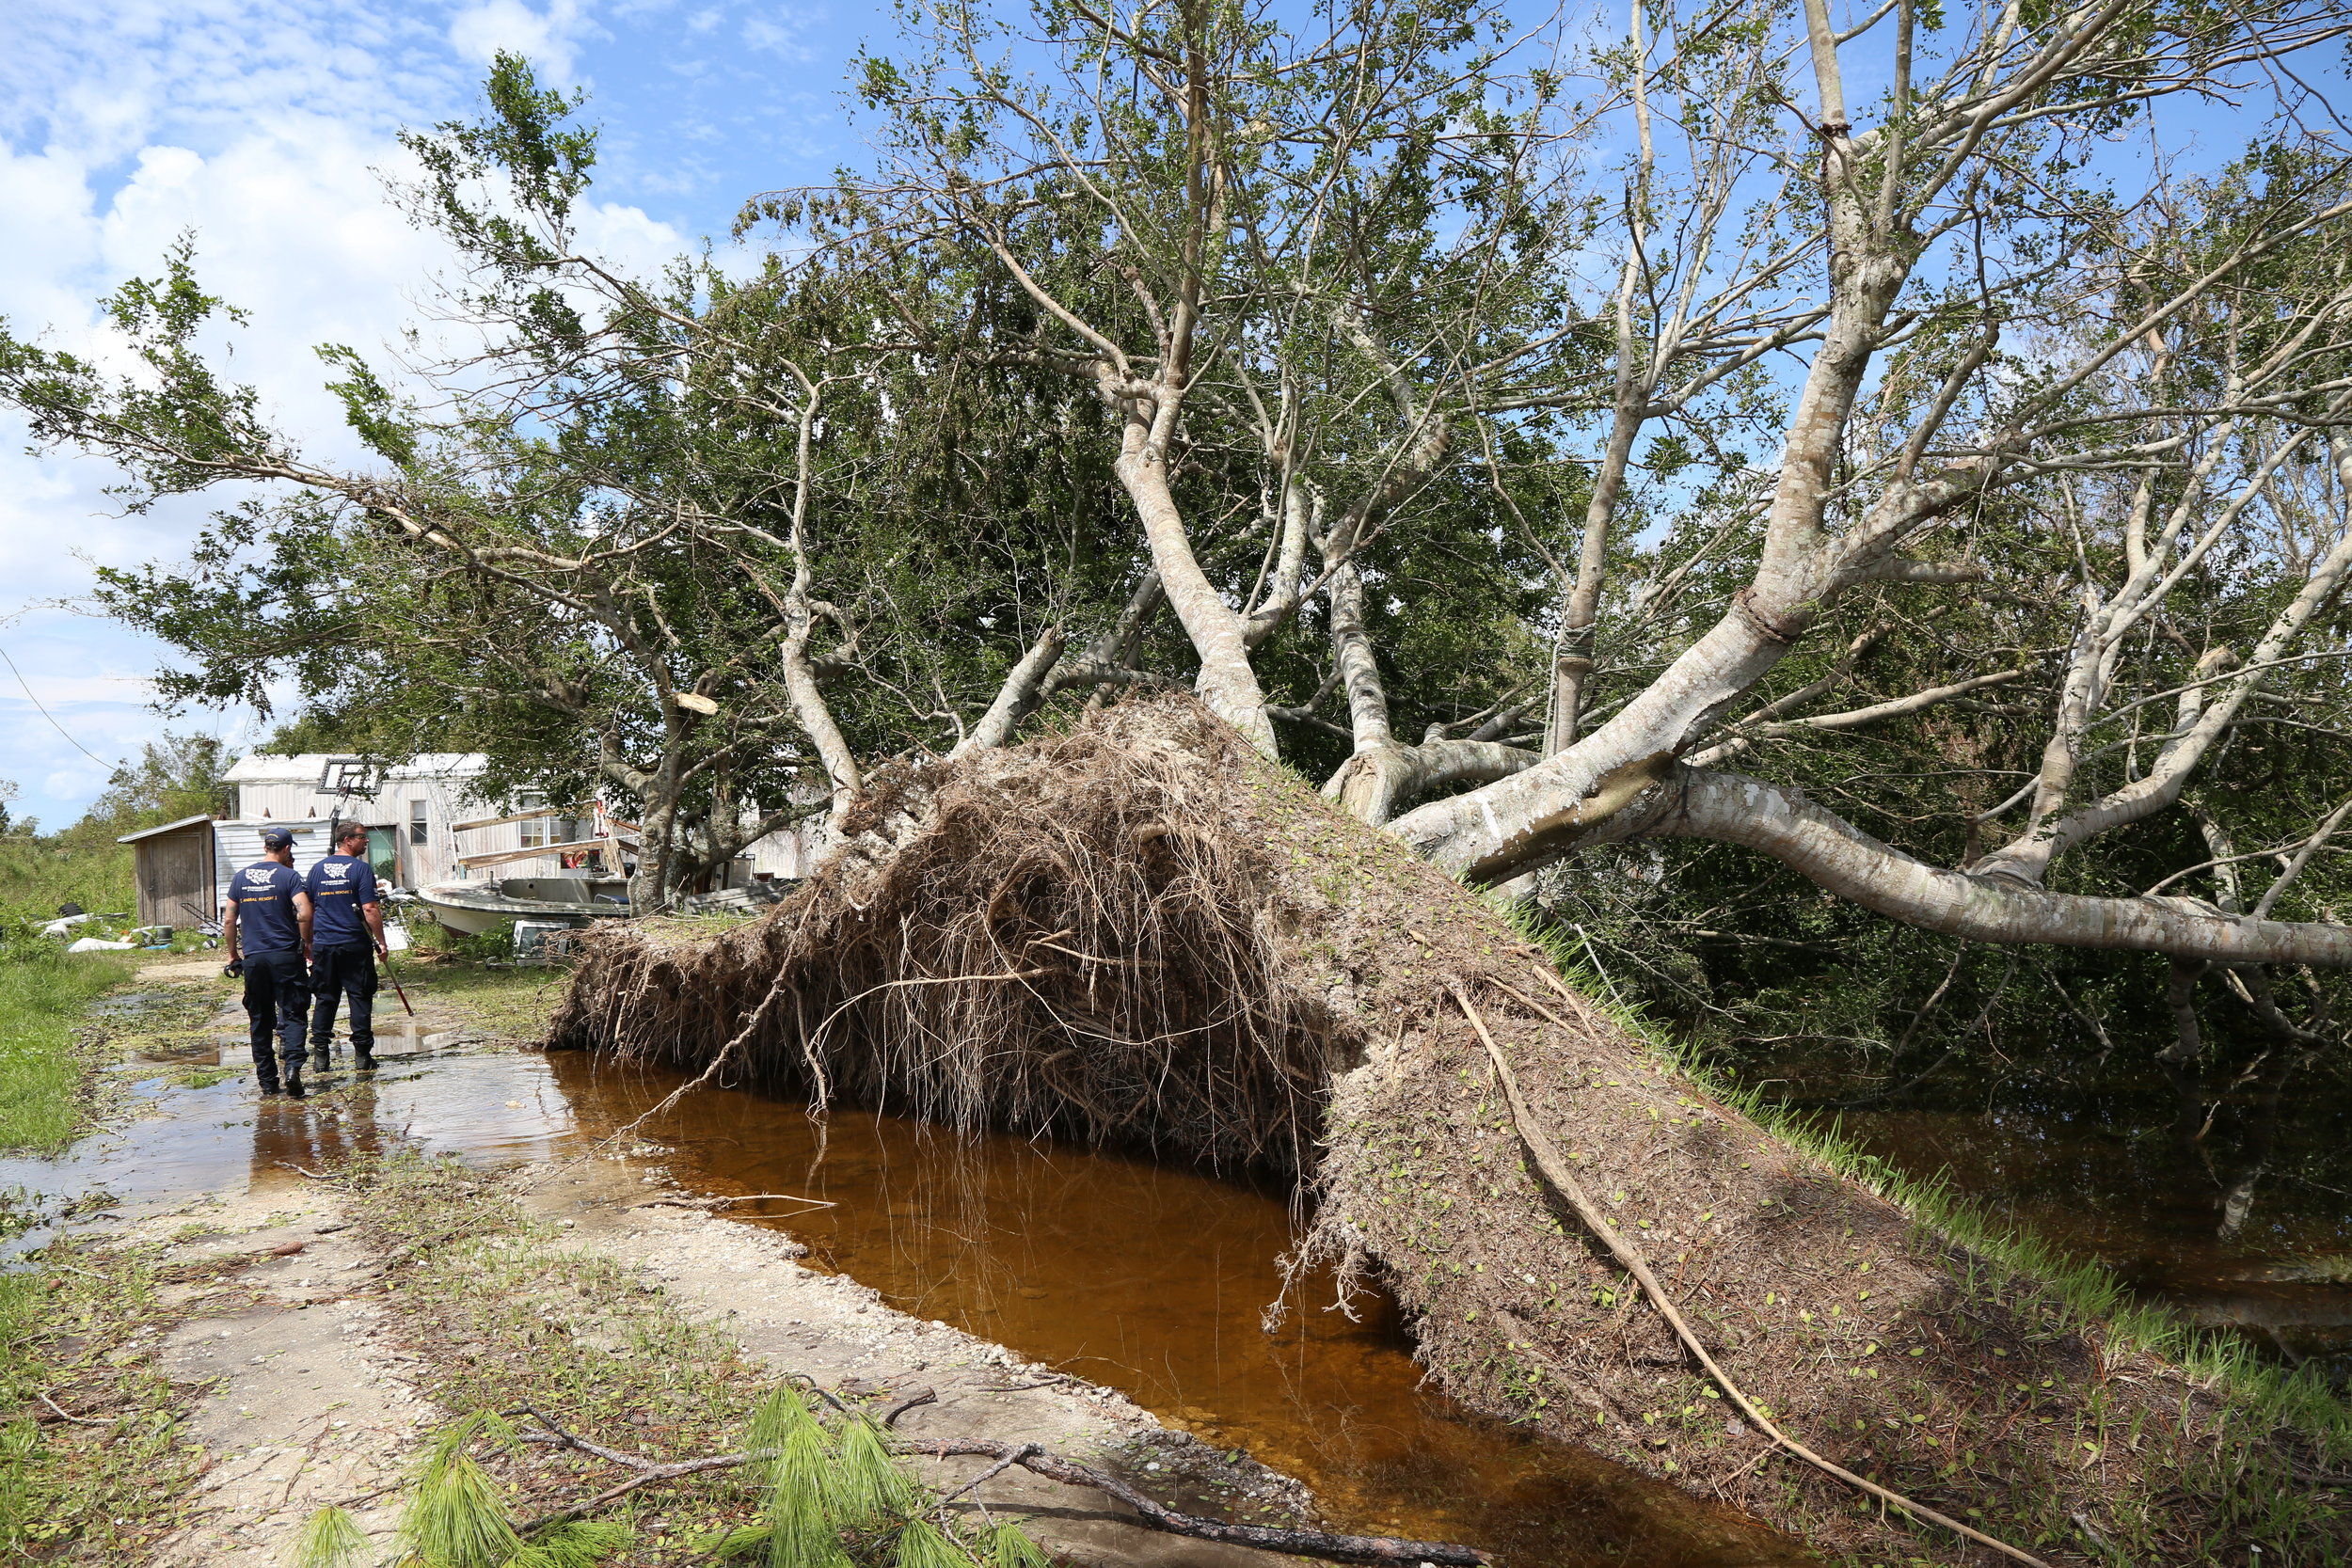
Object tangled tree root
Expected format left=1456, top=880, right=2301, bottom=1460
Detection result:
left=555, top=701, right=1348, bottom=1174
left=553, top=696, right=2352, bottom=1566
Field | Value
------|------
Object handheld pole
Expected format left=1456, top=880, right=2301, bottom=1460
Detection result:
left=385, top=952, right=415, bottom=1017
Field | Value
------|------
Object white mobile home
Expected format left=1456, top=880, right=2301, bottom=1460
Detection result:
left=220, top=753, right=825, bottom=890
left=224, top=753, right=512, bottom=889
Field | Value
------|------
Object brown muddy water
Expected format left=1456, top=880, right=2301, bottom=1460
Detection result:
left=0, top=1016, right=1806, bottom=1567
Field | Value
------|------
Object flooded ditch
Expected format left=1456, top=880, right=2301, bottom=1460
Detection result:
left=17, top=992, right=2352, bottom=1562
left=3, top=1014, right=1805, bottom=1564
left=533, top=1050, right=1809, bottom=1567
left=1769, top=1037, right=2352, bottom=1379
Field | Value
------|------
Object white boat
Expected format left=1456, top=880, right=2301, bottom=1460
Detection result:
left=416, top=878, right=633, bottom=935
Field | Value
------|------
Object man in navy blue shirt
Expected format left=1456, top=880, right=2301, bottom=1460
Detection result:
left=221, top=827, right=314, bottom=1097
left=307, top=821, right=389, bottom=1070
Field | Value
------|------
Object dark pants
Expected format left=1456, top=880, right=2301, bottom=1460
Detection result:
left=310, top=943, right=379, bottom=1057
left=241, top=948, right=309, bottom=1084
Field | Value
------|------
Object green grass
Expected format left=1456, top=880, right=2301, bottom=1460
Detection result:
left=0, top=946, right=138, bottom=1153
left=411, top=914, right=520, bottom=964
left=0, top=833, right=161, bottom=1151
left=0, top=839, right=134, bottom=924
left=403, top=955, right=574, bottom=1038
left=0, top=1237, right=209, bottom=1557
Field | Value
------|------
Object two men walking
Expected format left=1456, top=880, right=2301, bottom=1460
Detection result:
left=222, top=822, right=389, bottom=1098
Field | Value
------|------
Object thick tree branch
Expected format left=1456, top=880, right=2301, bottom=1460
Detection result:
left=1635, top=768, right=2352, bottom=967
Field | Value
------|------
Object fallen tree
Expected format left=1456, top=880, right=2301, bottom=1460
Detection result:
left=551, top=698, right=2352, bottom=1565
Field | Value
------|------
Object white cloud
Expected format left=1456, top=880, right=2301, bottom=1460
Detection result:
left=448, top=0, right=598, bottom=82
left=42, top=769, right=107, bottom=802
left=742, top=11, right=819, bottom=61
left=0, top=0, right=686, bottom=830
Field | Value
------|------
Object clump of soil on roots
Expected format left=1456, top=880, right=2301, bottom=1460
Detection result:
left=551, top=696, right=2352, bottom=1565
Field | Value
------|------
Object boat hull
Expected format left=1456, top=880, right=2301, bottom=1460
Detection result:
left=418, top=879, right=632, bottom=934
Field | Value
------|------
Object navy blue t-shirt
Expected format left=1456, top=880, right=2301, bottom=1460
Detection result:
left=230, top=861, right=305, bottom=954
left=306, top=853, right=382, bottom=946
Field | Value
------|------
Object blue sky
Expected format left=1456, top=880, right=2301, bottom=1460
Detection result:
left=0, top=0, right=872, bottom=831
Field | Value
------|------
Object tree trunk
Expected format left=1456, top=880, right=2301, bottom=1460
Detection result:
left=1387, top=603, right=1799, bottom=877
left=1328, top=740, right=1539, bottom=827
left=951, top=626, right=1069, bottom=758
left=1113, top=408, right=1278, bottom=757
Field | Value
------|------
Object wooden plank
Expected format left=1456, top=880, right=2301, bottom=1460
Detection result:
left=450, top=801, right=592, bottom=833
left=454, top=837, right=611, bottom=869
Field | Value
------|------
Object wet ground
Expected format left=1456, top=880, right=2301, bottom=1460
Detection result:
left=3, top=1002, right=1806, bottom=1566
left=30, top=972, right=2352, bottom=1561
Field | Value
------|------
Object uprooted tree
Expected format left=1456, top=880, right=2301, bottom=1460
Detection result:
left=552, top=698, right=2352, bottom=1563
left=11, top=0, right=2352, bottom=1558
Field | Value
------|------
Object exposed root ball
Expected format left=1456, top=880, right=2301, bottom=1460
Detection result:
left=550, top=696, right=2352, bottom=1566
left=550, top=702, right=1350, bottom=1172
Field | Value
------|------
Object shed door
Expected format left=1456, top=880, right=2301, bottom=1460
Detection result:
left=148, top=831, right=215, bottom=928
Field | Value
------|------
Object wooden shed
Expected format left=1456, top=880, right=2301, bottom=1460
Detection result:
left=118, top=815, right=221, bottom=930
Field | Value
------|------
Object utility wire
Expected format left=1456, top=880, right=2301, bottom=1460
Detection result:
left=0, top=641, right=116, bottom=770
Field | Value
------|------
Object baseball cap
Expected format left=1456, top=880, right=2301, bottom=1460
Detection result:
left=260, top=828, right=296, bottom=850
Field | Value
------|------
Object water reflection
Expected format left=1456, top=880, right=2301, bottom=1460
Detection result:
left=0, top=1023, right=564, bottom=1260
left=1771, top=1013, right=2352, bottom=1375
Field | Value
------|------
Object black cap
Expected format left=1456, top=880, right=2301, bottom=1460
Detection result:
left=260, top=828, right=296, bottom=850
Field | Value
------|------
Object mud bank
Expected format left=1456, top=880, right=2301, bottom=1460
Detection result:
left=554, top=698, right=2352, bottom=1565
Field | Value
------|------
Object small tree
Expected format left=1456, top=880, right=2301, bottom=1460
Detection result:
left=72, top=733, right=233, bottom=839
